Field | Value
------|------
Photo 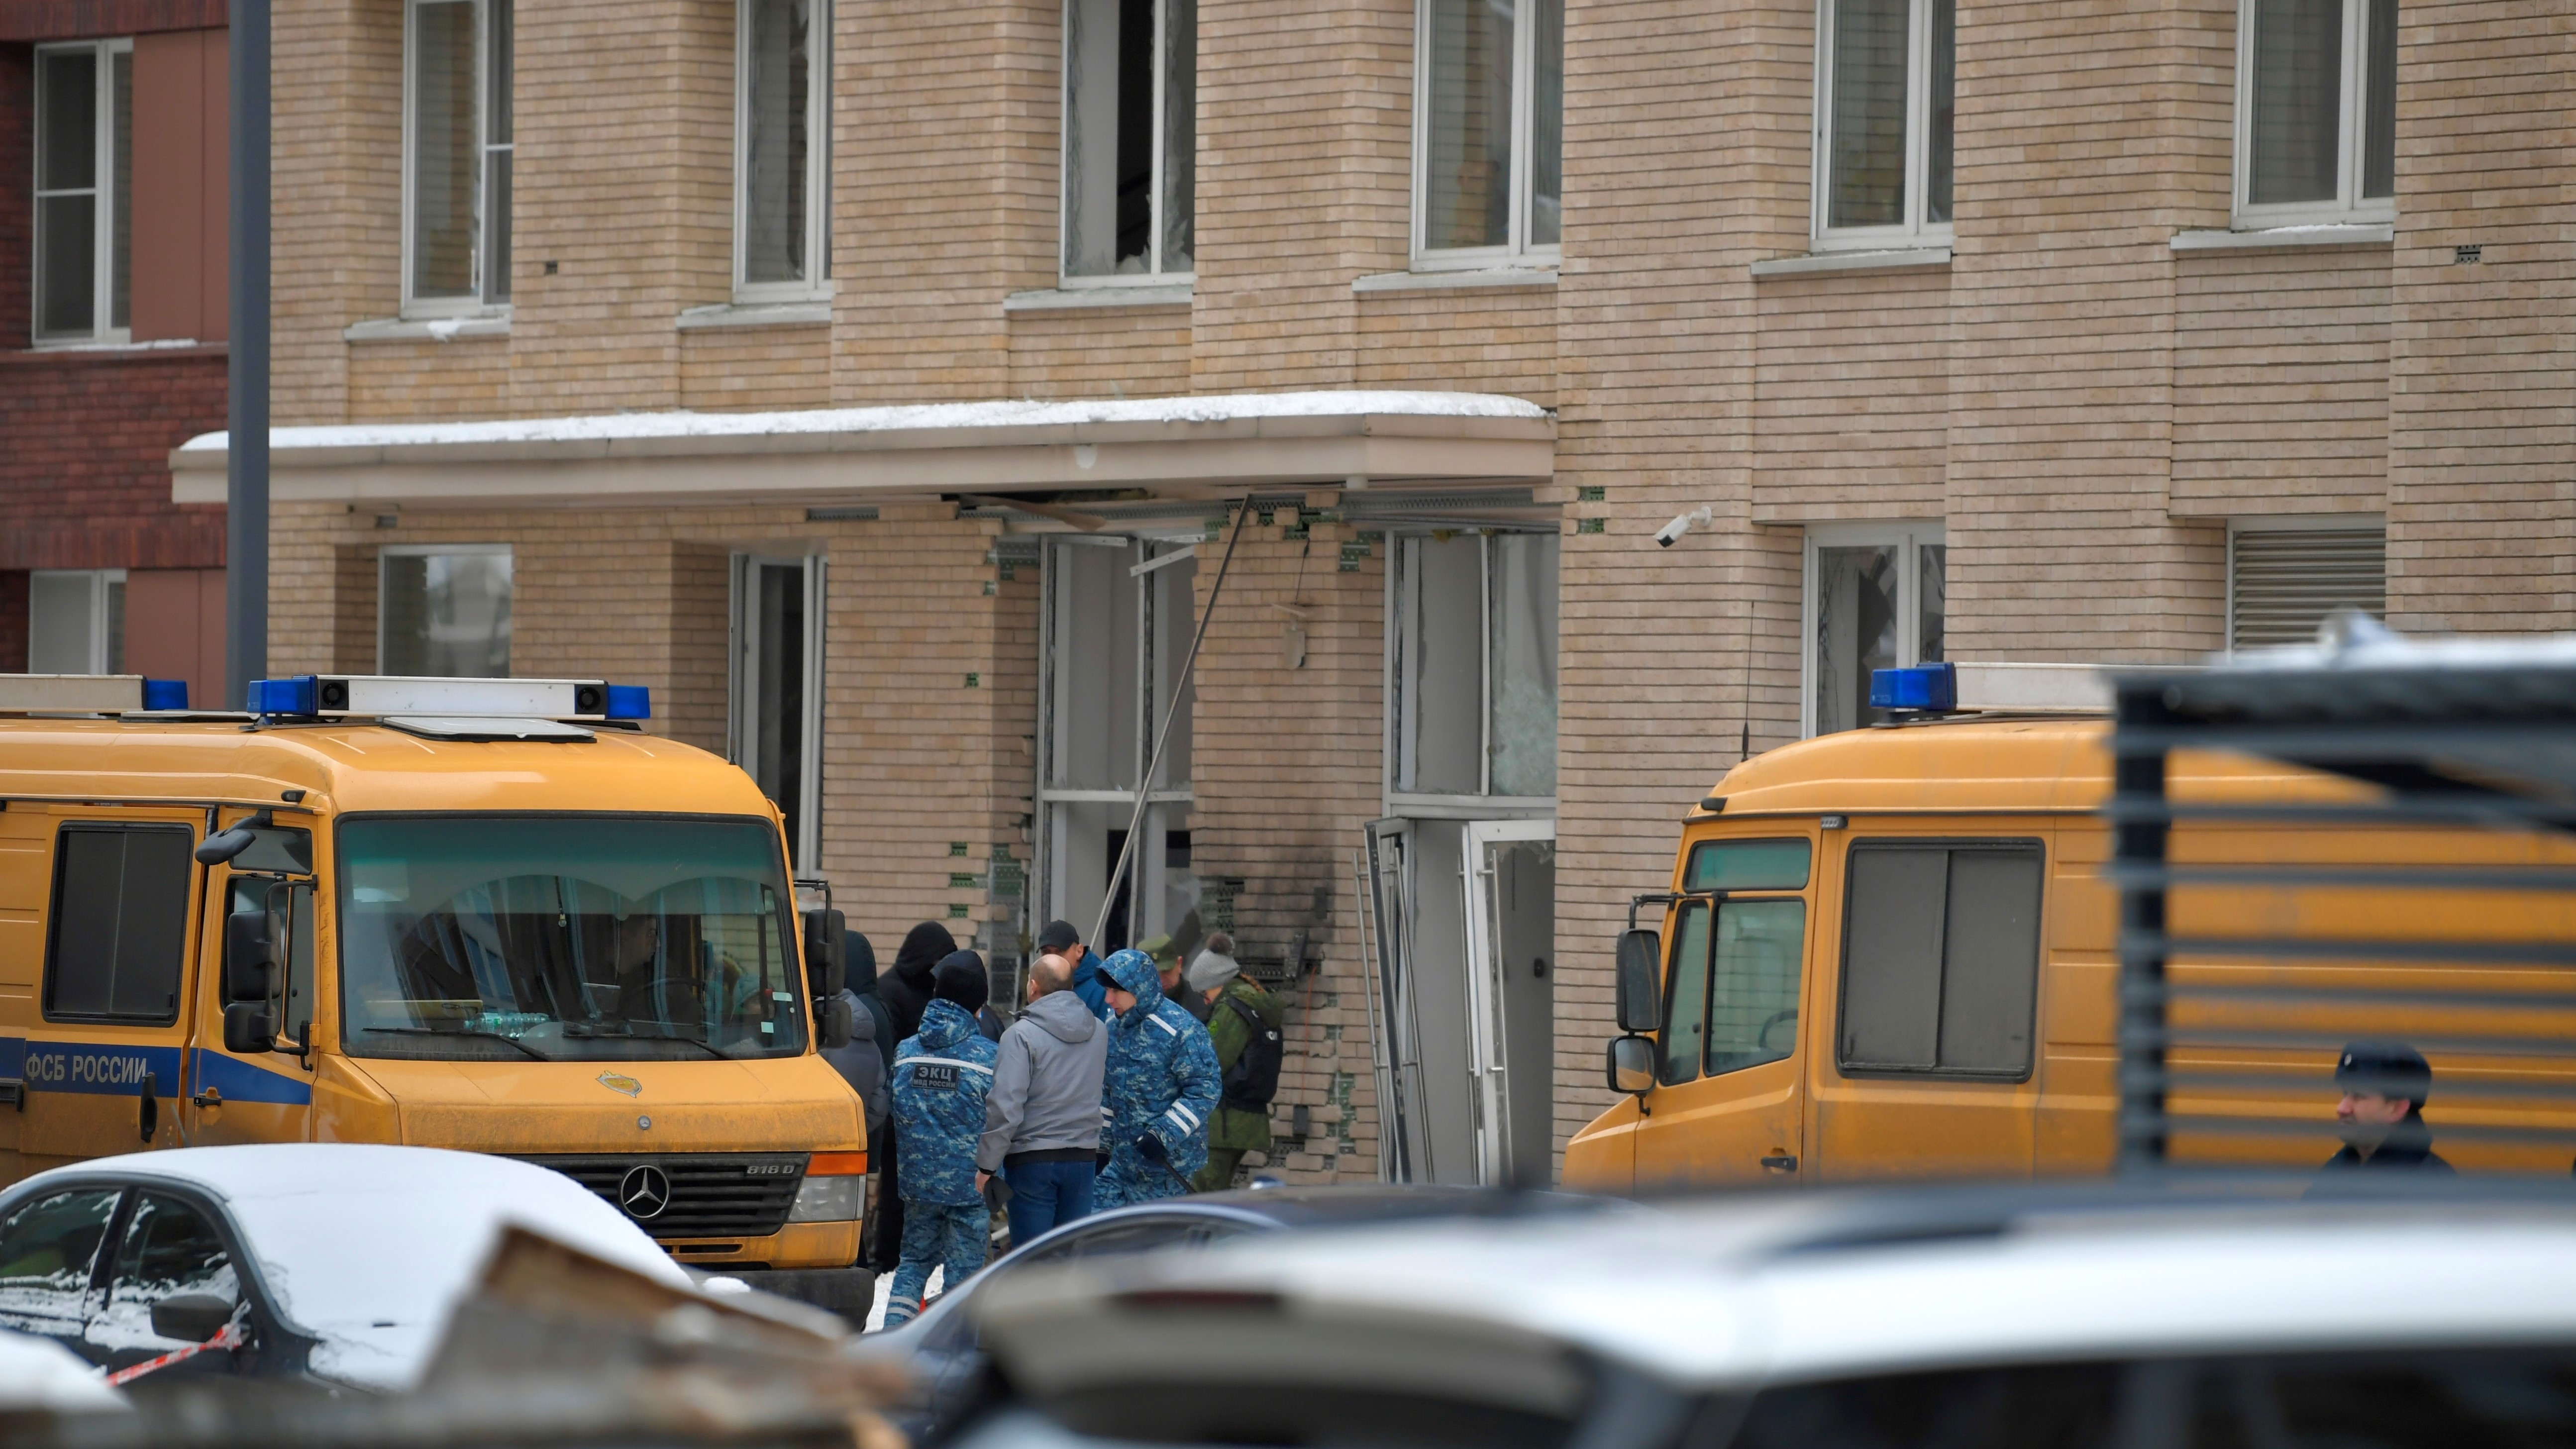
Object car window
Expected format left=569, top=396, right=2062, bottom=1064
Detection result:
left=1839, top=840, right=2042, bottom=1077
left=0, top=1188, right=122, bottom=1332
left=90, top=1192, right=239, bottom=1359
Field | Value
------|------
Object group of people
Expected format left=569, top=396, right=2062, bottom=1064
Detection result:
left=819, top=917, right=1285, bottom=1329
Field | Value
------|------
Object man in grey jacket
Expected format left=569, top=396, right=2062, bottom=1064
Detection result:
left=976, top=952, right=1110, bottom=1243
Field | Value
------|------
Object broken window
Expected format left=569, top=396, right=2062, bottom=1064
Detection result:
left=1062, top=0, right=1193, bottom=279
left=1390, top=532, right=1559, bottom=801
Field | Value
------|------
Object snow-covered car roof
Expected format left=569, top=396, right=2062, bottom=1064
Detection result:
left=0, top=1330, right=127, bottom=1413
left=973, top=1184, right=2576, bottom=1406
left=6, top=1144, right=690, bottom=1392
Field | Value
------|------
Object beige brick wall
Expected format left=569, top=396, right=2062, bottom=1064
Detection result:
left=1007, top=308, right=1195, bottom=401
left=679, top=326, right=834, bottom=413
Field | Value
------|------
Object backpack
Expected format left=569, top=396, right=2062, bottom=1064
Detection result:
left=1219, top=992, right=1283, bottom=1114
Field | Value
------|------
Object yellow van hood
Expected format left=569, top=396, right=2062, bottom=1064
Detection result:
left=347, top=1054, right=864, bottom=1155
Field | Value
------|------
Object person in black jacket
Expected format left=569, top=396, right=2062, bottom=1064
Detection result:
left=2322, top=1041, right=2453, bottom=1173
left=867, top=921, right=958, bottom=1273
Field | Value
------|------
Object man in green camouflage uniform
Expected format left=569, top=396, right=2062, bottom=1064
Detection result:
left=1186, top=935, right=1280, bottom=1192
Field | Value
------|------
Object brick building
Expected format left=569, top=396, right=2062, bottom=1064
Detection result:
left=3, top=0, right=232, bottom=699
left=187, top=0, right=2569, bottom=1183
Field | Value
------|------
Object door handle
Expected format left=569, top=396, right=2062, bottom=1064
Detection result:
left=1760, top=1153, right=1798, bottom=1173
left=191, top=1087, right=223, bottom=1109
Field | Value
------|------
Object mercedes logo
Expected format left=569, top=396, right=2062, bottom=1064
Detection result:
left=618, top=1164, right=671, bottom=1221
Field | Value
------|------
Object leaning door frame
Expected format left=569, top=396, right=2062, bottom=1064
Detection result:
left=727, top=552, right=826, bottom=871
left=1461, top=816, right=1555, bottom=1187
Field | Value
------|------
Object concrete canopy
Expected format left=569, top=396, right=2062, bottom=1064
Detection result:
left=170, top=391, right=1556, bottom=509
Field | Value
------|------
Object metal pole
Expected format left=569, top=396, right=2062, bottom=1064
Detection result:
left=225, top=0, right=270, bottom=707
left=1090, top=497, right=1258, bottom=950
left=2113, top=686, right=2170, bottom=1174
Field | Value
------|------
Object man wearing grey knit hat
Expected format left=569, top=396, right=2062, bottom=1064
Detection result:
left=1185, top=934, right=1283, bottom=1191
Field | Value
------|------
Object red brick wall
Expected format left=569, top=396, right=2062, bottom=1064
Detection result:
left=0, top=0, right=228, bottom=42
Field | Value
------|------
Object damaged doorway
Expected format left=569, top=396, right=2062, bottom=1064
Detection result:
left=730, top=554, right=824, bottom=871
left=1365, top=530, right=1559, bottom=1185
left=1037, top=535, right=1197, bottom=952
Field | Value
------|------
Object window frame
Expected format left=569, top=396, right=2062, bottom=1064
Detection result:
left=401, top=0, right=512, bottom=318
left=30, top=38, right=133, bottom=347
left=1810, top=0, right=1952, bottom=251
left=42, top=822, right=195, bottom=1028
left=2232, top=0, right=2396, bottom=229
left=1799, top=520, right=1944, bottom=738
left=1381, top=528, right=1560, bottom=814
left=1832, top=835, right=2044, bottom=1083
left=1409, top=0, right=1561, bottom=272
left=377, top=542, right=513, bottom=677
left=1056, top=0, right=1195, bottom=288
left=732, top=0, right=832, bottom=304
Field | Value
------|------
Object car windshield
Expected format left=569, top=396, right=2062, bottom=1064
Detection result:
left=336, top=815, right=805, bottom=1062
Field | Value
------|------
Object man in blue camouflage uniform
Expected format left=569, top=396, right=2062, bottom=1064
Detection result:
left=1095, top=947, right=1222, bottom=1208
left=884, top=953, right=1001, bottom=1328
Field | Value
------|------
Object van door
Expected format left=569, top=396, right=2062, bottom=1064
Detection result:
left=1461, top=820, right=1554, bottom=1186
left=20, top=812, right=201, bottom=1167
left=1808, top=831, right=2047, bottom=1181
left=1629, top=835, right=1817, bottom=1187
left=183, top=822, right=320, bottom=1146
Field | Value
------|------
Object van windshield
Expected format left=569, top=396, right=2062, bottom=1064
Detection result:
left=335, top=815, right=806, bottom=1062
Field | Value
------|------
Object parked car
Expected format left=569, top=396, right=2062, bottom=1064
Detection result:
left=955, top=1180, right=2576, bottom=1449
left=0, top=1329, right=128, bottom=1413
left=0, top=1143, right=693, bottom=1392
left=853, top=1184, right=1623, bottom=1443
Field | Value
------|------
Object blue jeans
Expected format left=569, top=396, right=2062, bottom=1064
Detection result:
left=884, top=1199, right=989, bottom=1327
left=1003, top=1157, right=1096, bottom=1245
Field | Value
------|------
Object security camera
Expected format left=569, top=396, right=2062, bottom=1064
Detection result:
left=1655, top=506, right=1716, bottom=548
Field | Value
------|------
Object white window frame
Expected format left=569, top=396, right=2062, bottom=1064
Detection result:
left=28, top=568, right=126, bottom=673
left=1809, top=0, right=1952, bottom=252
left=2232, top=0, right=2395, bottom=229
left=732, top=0, right=832, bottom=304
left=2225, top=514, right=2387, bottom=655
left=1057, top=0, right=1194, bottom=289
left=401, top=0, right=511, bottom=319
left=1799, top=520, right=1945, bottom=737
left=376, top=542, right=512, bottom=674
left=30, top=39, right=132, bottom=347
left=1381, top=530, right=1558, bottom=817
left=1409, top=0, right=1560, bottom=273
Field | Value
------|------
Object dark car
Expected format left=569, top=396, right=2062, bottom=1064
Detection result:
left=854, top=1184, right=1621, bottom=1443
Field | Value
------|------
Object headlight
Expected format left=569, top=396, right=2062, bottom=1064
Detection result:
left=788, top=1172, right=865, bottom=1223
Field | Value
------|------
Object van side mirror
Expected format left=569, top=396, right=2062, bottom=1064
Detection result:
left=803, top=908, right=847, bottom=999
left=224, top=910, right=280, bottom=1004
left=1615, top=929, right=1662, bottom=1034
left=223, top=1001, right=276, bottom=1055
left=818, top=994, right=854, bottom=1051
left=1607, top=1035, right=1655, bottom=1095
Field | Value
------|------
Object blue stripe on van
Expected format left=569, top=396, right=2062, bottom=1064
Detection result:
left=0, top=1037, right=24, bottom=1080
left=21, top=1042, right=182, bottom=1096
left=189, top=1049, right=313, bottom=1106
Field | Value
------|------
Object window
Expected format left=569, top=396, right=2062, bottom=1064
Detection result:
left=736, top=0, right=829, bottom=300
left=32, top=40, right=132, bottom=344
left=1812, top=0, right=1953, bottom=248
left=1062, top=0, right=1194, bottom=281
left=45, top=825, right=193, bottom=1024
left=232, top=875, right=316, bottom=1051
left=1660, top=896, right=1808, bottom=1085
left=379, top=545, right=511, bottom=677
left=1684, top=837, right=1813, bottom=893
left=1804, top=523, right=1943, bottom=736
left=28, top=569, right=125, bottom=674
left=1389, top=532, right=1559, bottom=801
left=730, top=555, right=824, bottom=869
left=2229, top=520, right=2386, bottom=651
left=406, top=0, right=512, bottom=312
left=0, top=1189, right=120, bottom=1338
left=1038, top=538, right=1197, bottom=952
left=1414, top=0, right=1562, bottom=268
left=2236, top=0, right=2396, bottom=226
left=1837, top=839, right=2042, bottom=1078
left=97, top=1193, right=238, bottom=1354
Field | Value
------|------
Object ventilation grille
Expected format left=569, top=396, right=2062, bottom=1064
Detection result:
left=2230, top=527, right=2387, bottom=650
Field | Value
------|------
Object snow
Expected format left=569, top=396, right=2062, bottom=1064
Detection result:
left=174, top=391, right=1551, bottom=456
left=11, top=1144, right=691, bottom=1393
left=0, top=1332, right=126, bottom=1413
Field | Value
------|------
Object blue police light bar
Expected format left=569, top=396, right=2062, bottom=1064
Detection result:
left=244, top=675, right=645, bottom=721
left=605, top=685, right=651, bottom=721
left=248, top=676, right=319, bottom=715
left=1869, top=662, right=1957, bottom=713
left=141, top=679, right=189, bottom=711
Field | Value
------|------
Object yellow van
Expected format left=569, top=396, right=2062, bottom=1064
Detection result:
left=1563, top=671, right=2576, bottom=1192
left=0, top=673, right=870, bottom=1309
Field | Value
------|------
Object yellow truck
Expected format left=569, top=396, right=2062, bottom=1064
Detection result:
left=0, top=673, right=870, bottom=1311
left=1564, top=663, right=2576, bottom=1192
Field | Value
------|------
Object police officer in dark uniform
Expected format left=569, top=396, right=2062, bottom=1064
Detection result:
left=2321, top=1040, right=2453, bottom=1172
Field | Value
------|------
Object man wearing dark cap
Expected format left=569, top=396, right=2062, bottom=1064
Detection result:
left=2323, top=1041, right=2454, bottom=1172
left=1037, top=919, right=1111, bottom=1022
